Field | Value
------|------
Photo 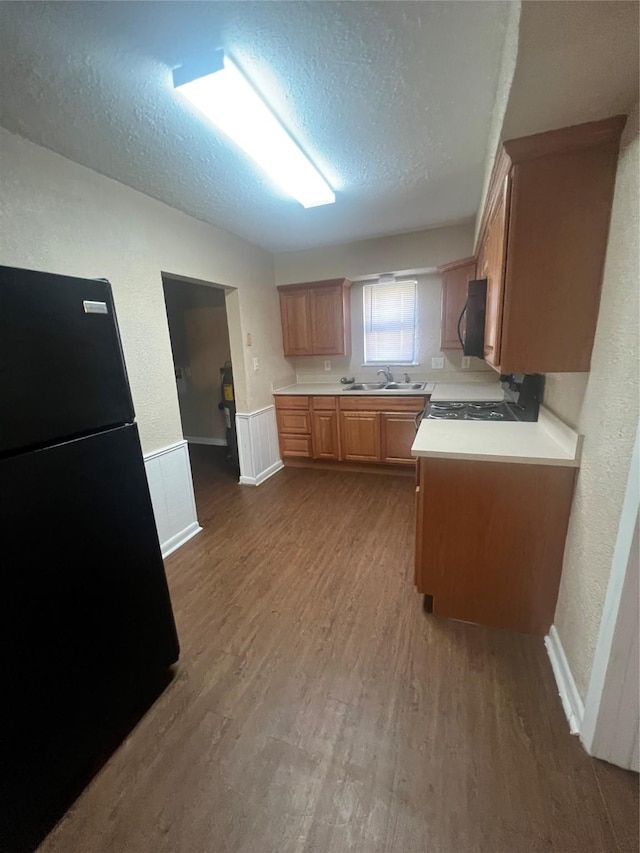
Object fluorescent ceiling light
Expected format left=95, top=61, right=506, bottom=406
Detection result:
left=173, top=51, right=335, bottom=208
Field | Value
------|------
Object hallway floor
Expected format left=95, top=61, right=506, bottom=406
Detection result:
left=40, top=446, right=639, bottom=852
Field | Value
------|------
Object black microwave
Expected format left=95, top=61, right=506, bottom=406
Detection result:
left=457, top=278, right=487, bottom=358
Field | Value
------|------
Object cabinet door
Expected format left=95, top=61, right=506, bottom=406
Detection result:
left=312, top=410, right=339, bottom=460
left=339, top=411, right=381, bottom=462
left=440, top=260, right=476, bottom=349
left=310, top=285, right=344, bottom=355
left=380, top=412, right=418, bottom=465
left=480, top=178, right=510, bottom=368
left=280, top=290, right=312, bottom=356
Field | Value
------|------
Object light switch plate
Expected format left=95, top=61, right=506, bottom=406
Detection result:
left=461, top=356, right=471, bottom=369
left=323, top=360, right=331, bottom=371
left=431, top=357, right=445, bottom=369
left=253, top=357, right=259, bottom=371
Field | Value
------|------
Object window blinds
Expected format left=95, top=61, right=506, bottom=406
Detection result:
left=363, top=280, right=417, bottom=364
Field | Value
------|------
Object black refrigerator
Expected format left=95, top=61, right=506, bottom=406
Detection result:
left=0, top=266, right=180, bottom=850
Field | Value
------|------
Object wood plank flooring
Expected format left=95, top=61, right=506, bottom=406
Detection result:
left=38, top=446, right=638, bottom=852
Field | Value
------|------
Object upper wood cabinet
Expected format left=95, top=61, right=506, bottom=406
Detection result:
left=473, top=115, right=625, bottom=374
left=278, top=279, right=352, bottom=357
left=437, top=257, right=476, bottom=349
left=477, top=181, right=509, bottom=368
left=279, top=289, right=312, bottom=356
left=430, top=117, right=629, bottom=374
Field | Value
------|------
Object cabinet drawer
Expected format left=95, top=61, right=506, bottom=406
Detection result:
left=339, top=395, right=426, bottom=412
left=274, top=395, right=309, bottom=409
left=311, top=396, right=337, bottom=410
left=279, top=434, right=312, bottom=457
left=277, top=409, right=311, bottom=435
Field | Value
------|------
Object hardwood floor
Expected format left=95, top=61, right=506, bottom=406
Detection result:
left=38, top=446, right=638, bottom=852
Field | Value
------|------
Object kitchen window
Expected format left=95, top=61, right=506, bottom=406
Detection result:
left=363, top=279, right=417, bottom=365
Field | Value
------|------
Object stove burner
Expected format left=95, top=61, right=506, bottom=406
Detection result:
left=467, top=409, right=506, bottom=420
left=428, top=410, right=460, bottom=419
left=431, top=401, right=465, bottom=410
left=468, top=402, right=500, bottom=410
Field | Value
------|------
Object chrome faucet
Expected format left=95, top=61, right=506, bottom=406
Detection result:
left=377, top=366, right=394, bottom=383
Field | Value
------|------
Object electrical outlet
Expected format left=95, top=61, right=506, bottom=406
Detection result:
left=253, top=357, right=259, bottom=371
left=431, top=357, right=445, bottom=369
left=461, top=356, right=471, bottom=369
left=323, top=359, right=331, bottom=371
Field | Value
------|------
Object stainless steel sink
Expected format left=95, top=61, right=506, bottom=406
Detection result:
left=345, top=382, right=386, bottom=391
left=344, top=381, right=427, bottom=392
left=383, top=382, right=427, bottom=390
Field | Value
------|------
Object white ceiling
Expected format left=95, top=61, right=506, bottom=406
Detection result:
left=0, top=1, right=510, bottom=252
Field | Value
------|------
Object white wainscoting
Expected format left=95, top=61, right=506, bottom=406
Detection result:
left=236, top=405, right=283, bottom=486
left=144, top=440, right=201, bottom=557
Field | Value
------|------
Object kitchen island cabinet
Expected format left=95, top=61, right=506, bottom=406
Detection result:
left=412, top=409, right=582, bottom=635
left=414, top=456, right=576, bottom=635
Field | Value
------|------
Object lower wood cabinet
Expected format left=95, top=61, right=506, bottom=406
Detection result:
left=276, top=408, right=311, bottom=435
left=279, top=434, right=312, bottom=458
left=311, top=410, right=340, bottom=460
left=414, top=456, right=577, bottom=635
left=380, top=412, right=418, bottom=465
left=275, top=394, right=426, bottom=469
left=339, top=411, right=381, bottom=462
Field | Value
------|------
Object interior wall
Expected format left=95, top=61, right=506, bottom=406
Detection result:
left=474, top=0, right=521, bottom=245
left=544, top=103, right=639, bottom=699
left=0, top=127, right=294, bottom=453
left=163, top=278, right=230, bottom=442
left=293, top=274, right=492, bottom=385
left=274, top=222, right=494, bottom=384
left=274, top=223, right=474, bottom=285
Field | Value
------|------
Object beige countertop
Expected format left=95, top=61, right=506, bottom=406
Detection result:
left=273, top=382, right=435, bottom=397
left=411, top=407, right=582, bottom=467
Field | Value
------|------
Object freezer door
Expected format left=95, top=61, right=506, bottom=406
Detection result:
left=0, top=265, right=134, bottom=453
left=1, top=423, right=179, bottom=735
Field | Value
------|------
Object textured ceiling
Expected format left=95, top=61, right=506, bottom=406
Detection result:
left=0, top=1, right=509, bottom=251
left=503, top=1, right=639, bottom=139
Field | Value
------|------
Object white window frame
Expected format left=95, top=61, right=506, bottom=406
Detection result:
left=362, top=279, right=418, bottom=366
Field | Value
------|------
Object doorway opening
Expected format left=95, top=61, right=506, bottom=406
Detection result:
left=162, top=274, right=239, bottom=498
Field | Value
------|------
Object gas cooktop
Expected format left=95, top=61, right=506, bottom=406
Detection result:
left=426, top=400, right=518, bottom=421
left=422, top=375, right=544, bottom=424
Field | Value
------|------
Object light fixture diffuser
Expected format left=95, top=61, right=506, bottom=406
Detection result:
left=174, top=51, right=335, bottom=208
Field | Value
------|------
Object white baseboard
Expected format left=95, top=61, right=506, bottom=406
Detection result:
left=545, top=625, right=585, bottom=735
left=236, top=406, right=283, bottom=487
left=143, top=440, right=202, bottom=557
left=239, top=460, right=284, bottom=486
left=160, top=521, right=202, bottom=558
left=184, top=435, right=227, bottom=446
